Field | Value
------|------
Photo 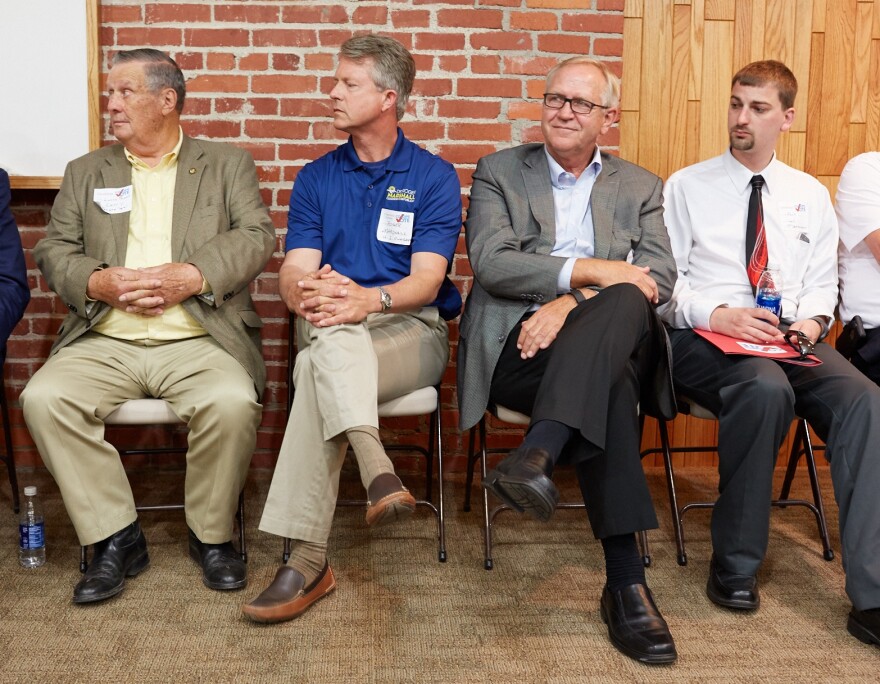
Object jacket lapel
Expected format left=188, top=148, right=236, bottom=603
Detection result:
left=172, top=136, right=205, bottom=259
left=100, top=149, right=133, bottom=265
left=591, top=153, right=619, bottom=260
left=522, top=147, right=557, bottom=254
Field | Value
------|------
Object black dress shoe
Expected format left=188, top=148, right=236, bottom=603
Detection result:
left=600, top=584, right=677, bottom=664
left=482, top=446, right=559, bottom=521
left=848, top=606, right=880, bottom=647
left=706, top=555, right=759, bottom=610
left=73, top=521, right=149, bottom=604
left=188, top=529, right=247, bottom=591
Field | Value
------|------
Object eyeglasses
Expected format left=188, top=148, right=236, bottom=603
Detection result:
left=542, top=93, right=609, bottom=115
left=784, top=329, right=816, bottom=360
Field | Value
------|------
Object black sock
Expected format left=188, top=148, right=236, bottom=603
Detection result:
left=520, top=419, right=575, bottom=464
left=601, top=533, right=646, bottom=591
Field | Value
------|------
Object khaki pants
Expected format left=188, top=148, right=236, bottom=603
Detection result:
left=259, top=309, right=449, bottom=543
left=21, top=333, right=261, bottom=545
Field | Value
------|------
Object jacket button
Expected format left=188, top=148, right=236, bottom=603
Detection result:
left=537, top=294, right=545, bottom=302
left=497, top=335, right=505, bottom=343
left=223, top=292, right=233, bottom=301
left=68, top=304, right=77, bottom=313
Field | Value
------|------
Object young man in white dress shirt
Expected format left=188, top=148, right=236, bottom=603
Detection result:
left=835, top=152, right=880, bottom=385
left=660, top=60, right=880, bottom=647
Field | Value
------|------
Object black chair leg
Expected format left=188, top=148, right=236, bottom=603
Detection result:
left=659, top=418, right=688, bottom=566
left=800, top=425, right=835, bottom=561
left=464, top=424, right=478, bottom=512
left=0, top=377, right=20, bottom=513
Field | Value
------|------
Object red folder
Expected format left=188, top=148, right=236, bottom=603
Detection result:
left=695, top=329, right=822, bottom=366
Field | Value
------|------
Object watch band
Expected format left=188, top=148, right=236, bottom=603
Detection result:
left=809, top=315, right=831, bottom=341
left=378, top=286, right=392, bottom=312
left=569, top=288, right=586, bottom=305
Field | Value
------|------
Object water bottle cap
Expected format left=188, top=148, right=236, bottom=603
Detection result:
left=23, top=486, right=37, bottom=496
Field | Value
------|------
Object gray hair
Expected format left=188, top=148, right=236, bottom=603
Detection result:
left=339, top=34, right=415, bottom=120
left=111, top=48, right=186, bottom=114
left=546, top=56, right=620, bottom=108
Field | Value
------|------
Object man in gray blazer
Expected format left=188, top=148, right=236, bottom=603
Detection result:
left=21, top=49, right=274, bottom=603
left=458, top=57, right=677, bottom=664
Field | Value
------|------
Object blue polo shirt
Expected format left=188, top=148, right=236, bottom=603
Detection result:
left=286, top=129, right=463, bottom=320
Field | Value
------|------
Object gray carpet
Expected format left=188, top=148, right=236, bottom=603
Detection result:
left=0, top=465, right=875, bottom=683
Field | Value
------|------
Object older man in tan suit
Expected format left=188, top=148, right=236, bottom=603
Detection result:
left=21, top=49, right=274, bottom=604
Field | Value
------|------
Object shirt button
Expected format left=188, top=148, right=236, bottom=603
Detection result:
left=367, top=202, right=372, bottom=207
left=368, top=185, right=373, bottom=189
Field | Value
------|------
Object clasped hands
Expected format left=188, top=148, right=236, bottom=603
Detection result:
left=86, top=263, right=203, bottom=317
left=708, top=307, right=822, bottom=345
left=292, top=264, right=376, bottom=327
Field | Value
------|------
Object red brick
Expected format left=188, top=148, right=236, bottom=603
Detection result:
left=280, top=99, right=333, bottom=118
left=413, top=54, right=434, bottom=72
left=207, top=53, right=236, bottom=71
left=183, top=97, right=211, bottom=116
left=186, top=75, right=248, bottom=93
left=504, top=56, right=559, bottom=76
left=508, top=101, right=543, bottom=120
left=399, top=122, right=446, bottom=141
left=458, top=78, right=522, bottom=98
left=184, top=28, right=250, bottom=48
left=173, top=51, right=203, bottom=71
left=522, top=124, right=544, bottom=143
left=510, top=11, right=558, bottom=30
left=145, top=4, right=211, bottom=24
left=537, top=33, right=590, bottom=54
left=480, top=0, right=521, bottom=5
left=311, top=122, right=349, bottom=140
left=391, top=10, right=430, bottom=28
left=240, top=53, right=270, bottom=71
left=273, top=53, right=302, bottom=71
left=253, top=29, right=318, bottom=48
left=526, top=80, right=546, bottom=98
left=281, top=5, right=349, bottom=24
left=438, top=55, right=467, bottom=73
left=116, top=28, right=183, bottom=47
left=469, top=32, right=532, bottom=51
left=412, top=78, right=453, bottom=97
left=103, top=5, right=143, bottom=23
left=214, top=4, right=280, bottom=23
left=252, top=75, right=319, bottom=94
left=561, top=12, right=625, bottom=33
left=183, top=120, right=241, bottom=139
left=598, top=125, right=620, bottom=147
left=245, top=120, right=311, bottom=140
left=436, top=144, right=499, bottom=165
left=437, top=8, right=503, bottom=28
left=318, top=29, right=356, bottom=48
left=279, top=143, right=342, bottom=162
left=526, top=0, right=591, bottom=7
left=471, top=55, right=500, bottom=74
left=352, top=5, right=388, bottom=25
left=257, top=166, right=282, bottom=183
left=305, top=53, right=336, bottom=71
left=415, top=33, right=465, bottom=51
left=598, top=0, right=625, bottom=9
left=437, top=98, right=501, bottom=119
left=448, top=123, right=512, bottom=141
left=594, top=38, right=623, bottom=56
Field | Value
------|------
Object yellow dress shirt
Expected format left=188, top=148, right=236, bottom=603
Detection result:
left=93, top=130, right=207, bottom=341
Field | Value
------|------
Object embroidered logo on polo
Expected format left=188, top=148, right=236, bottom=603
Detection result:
left=385, top=186, right=416, bottom=202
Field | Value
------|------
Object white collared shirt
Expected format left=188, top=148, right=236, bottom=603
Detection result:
left=659, top=150, right=838, bottom=331
left=836, top=151, right=880, bottom=329
left=544, top=146, right=603, bottom=292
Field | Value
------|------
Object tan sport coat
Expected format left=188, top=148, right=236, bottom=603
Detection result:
left=34, top=136, right=275, bottom=392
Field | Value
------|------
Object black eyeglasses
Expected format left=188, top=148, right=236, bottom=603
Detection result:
left=784, top=329, right=816, bottom=360
left=542, top=93, right=609, bottom=115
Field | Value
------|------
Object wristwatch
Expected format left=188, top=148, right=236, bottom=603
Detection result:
left=809, top=315, right=831, bottom=341
left=378, top=286, right=392, bottom=312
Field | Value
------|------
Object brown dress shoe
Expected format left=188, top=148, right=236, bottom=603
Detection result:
left=242, top=563, right=336, bottom=623
left=365, top=473, right=416, bottom=527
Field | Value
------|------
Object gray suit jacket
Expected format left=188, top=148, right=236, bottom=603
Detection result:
left=34, top=136, right=275, bottom=393
left=457, top=143, right=676, bottom=430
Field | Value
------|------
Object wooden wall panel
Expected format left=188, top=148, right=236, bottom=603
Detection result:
left=623, top=0, right=880, bottom=464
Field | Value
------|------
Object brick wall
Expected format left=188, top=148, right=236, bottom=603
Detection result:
left=7, top=0, right=624, bottom=471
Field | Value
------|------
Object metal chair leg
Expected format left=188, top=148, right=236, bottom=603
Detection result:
left=0, top=376, right=20, bottom=513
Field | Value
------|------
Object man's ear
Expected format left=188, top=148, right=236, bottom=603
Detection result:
left=161, top=88, right=178, bottom=116
left=780, top=107, right=795, bottom=133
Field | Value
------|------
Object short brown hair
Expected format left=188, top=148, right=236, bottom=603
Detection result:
left=731, top=60, right=797, bottom=110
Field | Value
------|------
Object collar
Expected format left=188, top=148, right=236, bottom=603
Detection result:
left=723, top=148, right=778, bottom=196
left=125, top=127, right=184, bottom=170
left=341, top=128, right=411, bottom=173
left=544, top=145, right=603, bottom=189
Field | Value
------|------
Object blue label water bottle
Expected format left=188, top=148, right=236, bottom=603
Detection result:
left=755, top=268, right=783, bottom=318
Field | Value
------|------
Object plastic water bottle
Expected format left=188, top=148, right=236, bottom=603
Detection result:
left=755, top=268, right=783, bottom=318
left=19, top=486, right=46, bottom=568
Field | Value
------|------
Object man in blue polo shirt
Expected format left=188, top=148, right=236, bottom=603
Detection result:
left=243, top=34, right=461, bottom=623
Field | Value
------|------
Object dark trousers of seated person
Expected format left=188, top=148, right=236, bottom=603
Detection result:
left=853, top=326, right=880, bottom=387
left=668, top=329, right=880, bottom=611
left=489, top=283, right=660, bottom=539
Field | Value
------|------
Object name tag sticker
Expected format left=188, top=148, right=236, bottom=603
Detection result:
left=376, top=208, right=414, bottom=245
left=93, top=186, right=133, bottom=214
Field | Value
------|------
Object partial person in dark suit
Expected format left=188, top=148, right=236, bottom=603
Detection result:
left=0, top=168, right=30, bottom=359
left=20, top=49, right=274, bottom=604
left=458, top=56, right=678, bottom=665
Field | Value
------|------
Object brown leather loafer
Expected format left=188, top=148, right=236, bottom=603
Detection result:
left=242, top=563, right=336, bottom=624
left=365, top=473, right=416, bottom=527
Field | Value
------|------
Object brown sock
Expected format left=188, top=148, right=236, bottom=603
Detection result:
left=286, top=540, right=327, bottom=586
left=346, top=425, right=394, bottom=490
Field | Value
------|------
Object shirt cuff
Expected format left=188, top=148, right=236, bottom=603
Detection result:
left=556, top=258, right=576, bottom=293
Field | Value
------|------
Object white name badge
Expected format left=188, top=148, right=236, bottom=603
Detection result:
left=93, top=186, right=133, bottom=214
left=376, top=208, right=414, bottom=245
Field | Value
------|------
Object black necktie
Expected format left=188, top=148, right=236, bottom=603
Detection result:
left=745, top=175, right=767, bottom=291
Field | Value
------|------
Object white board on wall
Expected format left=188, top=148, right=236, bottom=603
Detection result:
left=0, top=0, right=100, bottom=188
